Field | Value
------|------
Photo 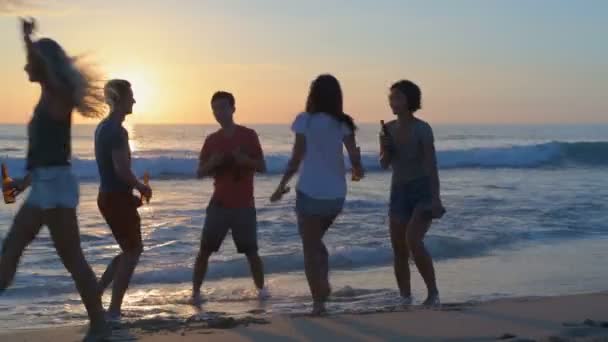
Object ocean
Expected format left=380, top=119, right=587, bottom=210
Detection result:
left=1, top=122, right=608, bottom=329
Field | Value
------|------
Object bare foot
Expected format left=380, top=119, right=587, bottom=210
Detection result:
left=311, top=301, right=327, bottom=316
left=422, top=293, right=440, bottom=307
left=82, top=322, right=111, bottom=342
left=104, top=310, right=121, bottom=324
left=257, top=287, right=271, bottom=301
left=400, top=295, right=413, bottom=306
left=189, top=292, right=204, bottom=308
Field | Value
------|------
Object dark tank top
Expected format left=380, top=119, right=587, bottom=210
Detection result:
left=26, top=101, right=71, bottom=170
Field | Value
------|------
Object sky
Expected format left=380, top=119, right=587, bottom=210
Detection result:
left=0, top=0, right=606, bottom=124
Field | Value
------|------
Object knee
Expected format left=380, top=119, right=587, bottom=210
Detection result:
left=246, top=253, right=262, bottom=264
left=197, top=247, right=212, bottom=261
left=61, top=252, right=88, bottom=273
left=1, top=232, right=25, bottom=259
left=406, top=235, right=424, bottom=255
left=245, top=252, right=259, bottom=259
left=134, top=244, right=143, bottom=257
left=124, top=246, right=142, bottom=260
left=319, top=244, right=328, bottom=256
left=301, top=232, right=322, bottom=248
left=302, top=241, right=320, bottom=257
left=393, top=246, right=409, bottom=261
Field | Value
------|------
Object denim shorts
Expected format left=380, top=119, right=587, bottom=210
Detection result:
left=295, top=190, right=344, bottom=218
left=25, top=166, right=79, bottom=209
left=389, top=176, right=432, bottom=223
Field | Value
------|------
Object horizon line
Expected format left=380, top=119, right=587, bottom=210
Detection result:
left=1, top=121, right=608, bottom=126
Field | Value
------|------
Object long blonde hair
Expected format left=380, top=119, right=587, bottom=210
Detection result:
left=33, top=38, right=105, bottom=118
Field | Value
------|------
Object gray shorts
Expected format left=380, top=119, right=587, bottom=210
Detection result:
left=201, top=205, right=258, bottom=254
left=295, top=190, right=344, bottom=218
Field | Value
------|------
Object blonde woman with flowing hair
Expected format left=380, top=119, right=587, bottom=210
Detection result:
left=0, top=18, right=108, bottom=341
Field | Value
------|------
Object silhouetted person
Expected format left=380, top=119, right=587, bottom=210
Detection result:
left=379, top=80, right=445, bottom=306
left=271, top=74, right=363, bottom=315
left=0, top=18, right=108, bottom=341
left=192, top=91, right=268, bottom=306
left=95, top=79, right=152, bottom=322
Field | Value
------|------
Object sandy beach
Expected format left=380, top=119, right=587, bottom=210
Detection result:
left=3, top=292, right=608, bottom=342
left=1, top=0, right=607, bottom=340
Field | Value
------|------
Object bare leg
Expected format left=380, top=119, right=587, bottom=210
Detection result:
left=406, top=208, right=439, bottom=304
left=298, top=214, right=334, bottom=314
left=99, top=254, right=121, bottom=295
left=44, top=208, right=106, bottom=332
left=318, top=216, right=336, bottom=299
left=108, top=247, right=141, bottom=316
left=192, top=247, right=212, bottom=300
left=389, top=216, right=411, bottom=298
left=0, top=205, right=43, bottom=292
left=245, top=253, right=264, bottom=290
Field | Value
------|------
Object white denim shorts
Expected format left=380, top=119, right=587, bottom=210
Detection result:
left=25, top=166, right=79, bottom=209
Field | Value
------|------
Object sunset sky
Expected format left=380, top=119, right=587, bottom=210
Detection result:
left=0, top=0, right=606, bottom=124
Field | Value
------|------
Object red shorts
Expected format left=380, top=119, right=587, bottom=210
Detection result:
left=97, top=192, right=142, bottom=252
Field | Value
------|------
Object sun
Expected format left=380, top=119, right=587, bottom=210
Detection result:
left=106, top=67, right=156, bottom=116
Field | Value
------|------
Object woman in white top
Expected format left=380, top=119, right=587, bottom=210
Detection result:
left=271, top=74, right=363, bottom=315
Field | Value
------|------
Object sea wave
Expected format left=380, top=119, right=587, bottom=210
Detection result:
left=2, top=141, right=607, bottom=179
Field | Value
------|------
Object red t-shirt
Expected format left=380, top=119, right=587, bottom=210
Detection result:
left=199, top=125, right=263, bottom=208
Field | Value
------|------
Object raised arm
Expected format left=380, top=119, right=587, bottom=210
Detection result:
left=21, top=18, right=73, bottom=120
left=21, top=17, right=35, bottom=54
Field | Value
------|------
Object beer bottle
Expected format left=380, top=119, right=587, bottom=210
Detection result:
left=2, top=162, right=16, bottom=204
left=140, top=171, right=150, bottom=204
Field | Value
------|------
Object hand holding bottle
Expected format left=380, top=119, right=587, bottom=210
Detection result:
left=379, top=120, right=393, bottom=153
left=137, top=171, right=152, bottom=205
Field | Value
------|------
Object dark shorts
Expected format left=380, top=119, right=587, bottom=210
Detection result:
left=97, top=192, right=142, bottom=252
left=201, top=205, right=258, bottom=255
left=295, top=191, right=345, bottom=218
left=389, top=177, right=432, bottom=224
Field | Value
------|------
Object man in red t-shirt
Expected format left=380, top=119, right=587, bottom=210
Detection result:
left=191, top=91, right=267, bottom=305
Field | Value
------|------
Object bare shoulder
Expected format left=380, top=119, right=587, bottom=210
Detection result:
left=385, top=119, right=398, bottom=131
left=414, top=117, right=433, bottom=131
left=204, top=129, right=221, bottom=143
left=237, top=125, right=259, bottom=137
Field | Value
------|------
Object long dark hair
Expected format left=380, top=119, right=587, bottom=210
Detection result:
left=305, top=74, right=356, bottom=132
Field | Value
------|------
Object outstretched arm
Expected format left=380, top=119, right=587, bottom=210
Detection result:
left=270, top=133, right=305, bottom=202
left=344, top=134, right=364, bottom=179
left=21, top=17, right=35, bottom=54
